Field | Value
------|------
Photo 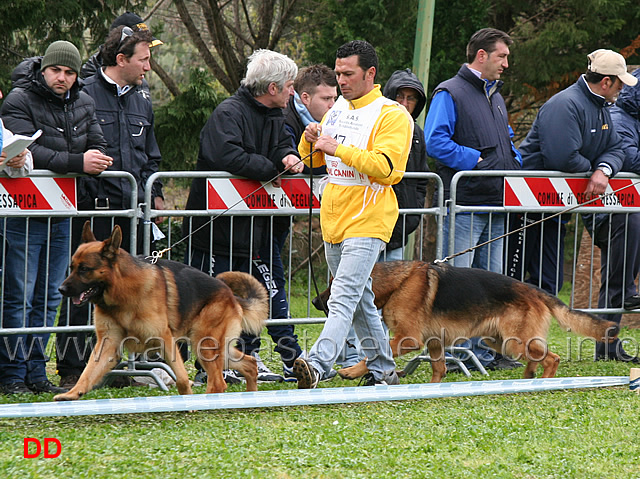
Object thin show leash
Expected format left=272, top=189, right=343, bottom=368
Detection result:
left=145, top=151, right=317, bottom=263
left=435, top=179, right=640, bottom=264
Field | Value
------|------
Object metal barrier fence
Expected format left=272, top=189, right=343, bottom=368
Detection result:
left=448, top=169, right=640, bottom=318
left=1, top=168, right=637, bottom=361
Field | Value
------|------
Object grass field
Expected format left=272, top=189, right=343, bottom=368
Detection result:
left=1, top=291, right=640, bottom=478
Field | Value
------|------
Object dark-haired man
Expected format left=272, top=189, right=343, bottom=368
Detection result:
left=56, top=26, right=164, bottom=387
left=0, top=40, right=110, bottom=394
left=289, top=40, right=413, bottom=388
left=423, top=28, right=523, bottom=371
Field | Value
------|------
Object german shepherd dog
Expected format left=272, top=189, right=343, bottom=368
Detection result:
left=53, top=222, right=269, bottom=401
left=313, top=260, right=619, bottom=382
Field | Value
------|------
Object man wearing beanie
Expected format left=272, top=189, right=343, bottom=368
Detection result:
left=0, top=40, right=112, bottom=395
left=55, top=26, right=165, bottom=388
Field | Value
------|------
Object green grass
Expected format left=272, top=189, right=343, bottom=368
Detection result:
left=1, top=288, right=640, bottom=478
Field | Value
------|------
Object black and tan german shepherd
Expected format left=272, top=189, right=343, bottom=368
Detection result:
left=54, top=222, right=268, bottom=401
left=313, top=260, right=619, bottom=382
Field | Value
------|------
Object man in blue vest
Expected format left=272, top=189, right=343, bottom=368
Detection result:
left=424, top=28, right=523, bottom=371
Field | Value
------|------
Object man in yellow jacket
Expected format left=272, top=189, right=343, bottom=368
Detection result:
left=285, top=40, right=413, bottom=388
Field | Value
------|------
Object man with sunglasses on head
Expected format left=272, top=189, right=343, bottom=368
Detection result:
left=81, top=11, right=163, bottom=98
left=55, top=25, right=165, bottom=388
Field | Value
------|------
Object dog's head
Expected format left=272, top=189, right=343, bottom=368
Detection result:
left=58, top=221, right=122, bottom=306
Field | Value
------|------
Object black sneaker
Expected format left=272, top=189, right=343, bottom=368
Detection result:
left=27, top=380, right=69, bottom=394
left=623, top=295, right=640, bottom=310
left=358, top=371, right=400, bottom=386
left=0, top=381, right=33, bottom=395
left=293, top=358, right=319, bottom=389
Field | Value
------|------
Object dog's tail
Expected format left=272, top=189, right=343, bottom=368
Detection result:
left=217, top=271, right=268, bottom=336
left=544, top=293, right=619, bottom=341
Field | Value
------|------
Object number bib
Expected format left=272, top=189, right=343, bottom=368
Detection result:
left=322, top=96, right=393, bottom=186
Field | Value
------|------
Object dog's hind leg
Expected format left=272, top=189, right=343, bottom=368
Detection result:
left=54, top=335, right=121, bottom=401
left=229, top=348, right=258, bottom=392
left=426, top=342, right=447, bottom=383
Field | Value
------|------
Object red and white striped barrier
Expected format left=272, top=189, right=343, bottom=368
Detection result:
left=0, top=177, right=76, bottom=213
left=504, top=177, right=640, bottom=209
left=207, top=178, right=321, bottom=213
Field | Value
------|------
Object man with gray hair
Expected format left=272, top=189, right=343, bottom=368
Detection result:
left=183, top=49, right=304, bottom=384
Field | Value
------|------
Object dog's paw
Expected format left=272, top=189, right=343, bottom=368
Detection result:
left=53, top=391, right=82, bottom=401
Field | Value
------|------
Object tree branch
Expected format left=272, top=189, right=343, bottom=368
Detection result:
left=150, top=57, right=181, bottom=97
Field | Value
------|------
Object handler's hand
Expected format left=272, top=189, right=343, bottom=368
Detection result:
left=303, top=123, right=322, bottom=144
left=314, top=135, right=339, bottom=156
left=584, top=169, right=609, bottom=199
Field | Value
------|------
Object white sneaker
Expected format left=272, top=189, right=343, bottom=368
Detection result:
left=253, top=353, right=285, bottom=383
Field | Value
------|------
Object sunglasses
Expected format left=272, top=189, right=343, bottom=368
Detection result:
left=117, top=26, right=134, bottom=52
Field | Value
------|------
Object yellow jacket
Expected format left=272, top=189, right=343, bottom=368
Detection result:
left=299, top=85, right=413, bottom=244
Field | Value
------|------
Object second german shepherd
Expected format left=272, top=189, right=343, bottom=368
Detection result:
left=313, top=260, right=619, bottom=382
left=54, top=222, right=269, bottom=401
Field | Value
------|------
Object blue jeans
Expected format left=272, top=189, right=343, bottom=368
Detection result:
left=444, top=213, right=504, bottom=367
left=445, top=213, right=505, bottom=273
left=334, top=246, right=399, bottom=368
left=0, top=218, right=70, bottom=385
left=307, top=237, right=395, bottom=380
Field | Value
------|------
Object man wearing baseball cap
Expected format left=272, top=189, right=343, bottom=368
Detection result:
left=513, top=48, right=639, bottom=363
left=0, top=40, right=111, bottom=394
left=81, top=11, right=163, bottom=82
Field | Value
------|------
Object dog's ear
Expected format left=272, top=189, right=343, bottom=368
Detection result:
left=81, top=221, right=97, bottom=243
left=102, top=225, right=122, bottom=261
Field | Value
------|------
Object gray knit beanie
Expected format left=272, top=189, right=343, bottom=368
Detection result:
left=41, top=41, right=82, bottom=74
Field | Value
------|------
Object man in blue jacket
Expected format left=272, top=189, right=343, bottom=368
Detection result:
left=424, top=28, right=523, bottom=371
left=518, top=49, right=636, bottom=361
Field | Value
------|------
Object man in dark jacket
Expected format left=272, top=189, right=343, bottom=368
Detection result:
left=183, top=49, right=304, bottom=384
left=55, top=26, right=165, bottom=387
left=0, top=40, right=111, bottom=395
left=515, top=49, right=631, bottom=304
left=382, top=68, right=430, bottom=260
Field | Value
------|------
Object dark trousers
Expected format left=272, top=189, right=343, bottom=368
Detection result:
left=185, top=237, right=302, bottom=369
left=505, top=213, right=566, bottom=295
left=55, top=216, right=142, bottom=378
left=593, top=214, right=640, bottom=357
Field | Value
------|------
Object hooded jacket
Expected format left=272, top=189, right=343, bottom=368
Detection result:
left=382, top=69, right=430, bottom=251
left=0, top=56, right=107, bottom=173
left=183, top=86, right=298, bottom=257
